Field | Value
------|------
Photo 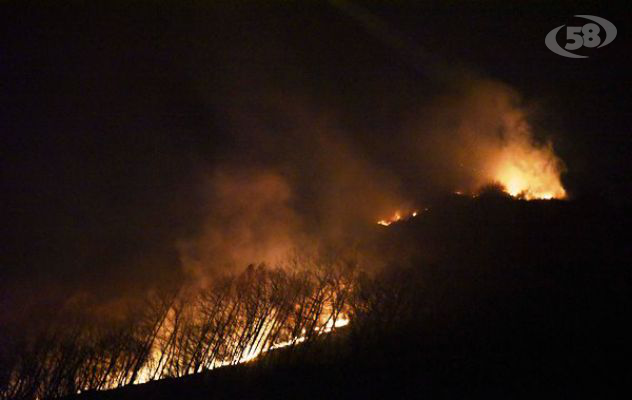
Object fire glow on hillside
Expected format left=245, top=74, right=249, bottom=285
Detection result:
left=136, top=311, right=350, bottom=385
left=482, top=91, right=567, bottom=200
left=377, top=210, right=420, bottom=226
left=492, top=150, right=566, bottom=200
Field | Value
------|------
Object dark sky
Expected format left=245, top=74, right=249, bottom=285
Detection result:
left=1, top=1, right=629, bottom=313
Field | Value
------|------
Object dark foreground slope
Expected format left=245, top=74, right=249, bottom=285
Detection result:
left=70, top=194, right=631, bottom=399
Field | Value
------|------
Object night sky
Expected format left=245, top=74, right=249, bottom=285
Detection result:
left=1, top=1, right=629, bottom=318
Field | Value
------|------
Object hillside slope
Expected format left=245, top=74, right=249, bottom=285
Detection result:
left=68, top=195, right=630, bottom=399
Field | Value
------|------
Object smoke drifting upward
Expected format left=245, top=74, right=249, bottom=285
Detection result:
left=328, top=1, right=566, bottom=200
left=410, top=79, right=566, bottom=200
left=162, top=3, right=568, bottom=282
left=177, top=78, right=566, bottom=282
left=178, top=168, right=302, bottom=282
left=0, top=3, right=569, bottom=311
left=178, top=101, right=413, bottom=280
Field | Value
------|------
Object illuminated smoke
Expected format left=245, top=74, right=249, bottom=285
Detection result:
left=177, top=168, right=303, bottom=283
left=411, top=79, right=566, bottom=200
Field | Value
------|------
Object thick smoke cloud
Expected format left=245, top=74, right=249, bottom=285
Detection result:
left=178, top=100, right=413, bottom=280
left=178, top=168, right=301, bottom=282
left=177, top=77, right=565, bottom=282
left=156, top=3, right=565, bottom=283
left=407, top=79, right=566, bottom=198
left=1, top=3, right=567, bottom=321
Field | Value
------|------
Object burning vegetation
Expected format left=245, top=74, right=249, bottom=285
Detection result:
left=1, top=82, right=571, bottom=398
left=377, top=210, right=419, bottom=226
left=1, top=261, right=355, bottom=399
left=491, top=145, right=566, bottom=200
left=407, top=79, right=567, bottom=201
left=5, top=1, right=630, bottom=398
left=0, top=85, right=570, bottom=398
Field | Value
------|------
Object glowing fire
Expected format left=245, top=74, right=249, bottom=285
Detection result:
left=231, top=315, right=350, bottom=365
left=243, top=316, right=350, bottom=363
left=490, top=144, right=566, bottom=200
left=493, top=164, right=565, bottom=200
left=377, top=209, right=419, bottom=226
left=480, top=109, right=567, bottom=200
left=134, top=310, right=350, bottom=385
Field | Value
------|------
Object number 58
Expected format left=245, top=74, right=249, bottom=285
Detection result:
left=565, top=23, right=601, bottom=49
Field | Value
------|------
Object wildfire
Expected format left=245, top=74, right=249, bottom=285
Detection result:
left=490, top=146, right=566, bottom=200
left=454, top=154, right=567, bottom=201
left=377, top=209, right=419, bottom=226
left=134, top=304, right=351, bottom=385
left=483, top=109, right=567, bottom=200
left=202, top=313, right=351, bottom=368
left=238, top=314, right=350, bottom=364
left=493, top=163, right=566, bottom=200
left=258, top=316, right=349, bottom=354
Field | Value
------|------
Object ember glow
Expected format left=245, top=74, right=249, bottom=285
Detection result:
left=377, top=210, right=419, bottom=226
left=127, top=264, right=356, bottom=387
left=136, top=311, right=350, bottom=384
left=4, top=1, right=622, bottom=399
left=491, top=144, right=566, bottom=200
left=417, top=79, right=567, bottom=200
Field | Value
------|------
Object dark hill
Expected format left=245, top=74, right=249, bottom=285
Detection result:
left=68, top=195, right=630, bottom=399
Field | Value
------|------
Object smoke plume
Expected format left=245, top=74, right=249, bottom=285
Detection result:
left=408, top=79, right=566, bottom=199
left=176, top=78, right=566, bottom=282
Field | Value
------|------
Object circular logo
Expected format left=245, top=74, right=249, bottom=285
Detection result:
left=545, top=15, right=617, bottom=58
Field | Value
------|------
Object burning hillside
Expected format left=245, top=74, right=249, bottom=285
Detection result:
left=2, top=262, right=355, bottom=398
left=3, top=0, right=628, bottom=398
left=377, top=210, right=419, bottom=226
left=12, top=193, right=624, bottom=400
left=1, top=78, right=571, bottom=398
left=491, top=145, right=566, bottom=200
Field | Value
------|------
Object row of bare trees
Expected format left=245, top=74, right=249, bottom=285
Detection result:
left=1, top=259, right=361, bottom=400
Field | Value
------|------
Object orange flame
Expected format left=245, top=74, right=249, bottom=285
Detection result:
left=377, top=209, right=419, bottom=226
left=490, top=141, right=566, bottom=200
